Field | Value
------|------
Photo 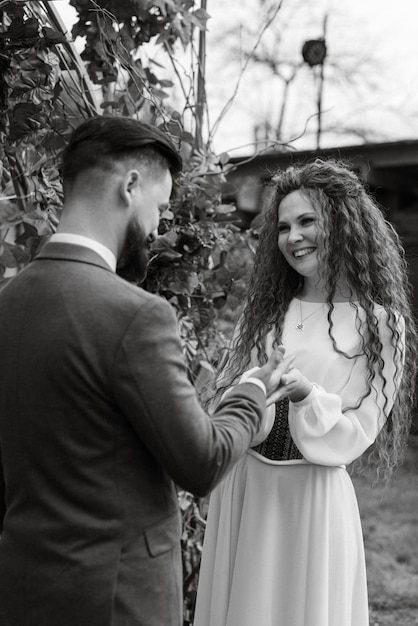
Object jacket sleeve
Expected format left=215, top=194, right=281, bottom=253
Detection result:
left=288, top=310, right=405, bottom=466
left=112, top=297, right=266, bottom=496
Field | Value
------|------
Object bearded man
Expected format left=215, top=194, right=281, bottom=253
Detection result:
left=0, top=116, right=290, bottom=626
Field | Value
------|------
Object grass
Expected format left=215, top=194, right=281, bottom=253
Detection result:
left=353, top=434, right=418, bottom=626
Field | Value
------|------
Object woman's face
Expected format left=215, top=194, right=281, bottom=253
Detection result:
left=277, top=190, right=324, bottom=279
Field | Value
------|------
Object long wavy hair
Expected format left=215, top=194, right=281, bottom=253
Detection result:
left=218, top=158, right=417, bottom=480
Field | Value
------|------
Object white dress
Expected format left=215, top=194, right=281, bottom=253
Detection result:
left=193, top=299, right=404, bottom=626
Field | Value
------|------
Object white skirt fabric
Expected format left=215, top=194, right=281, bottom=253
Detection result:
left=193, top=452, right=369, bottom=626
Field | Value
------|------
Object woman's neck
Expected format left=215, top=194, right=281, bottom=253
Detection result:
left=298, top=277, right=356, bottom=303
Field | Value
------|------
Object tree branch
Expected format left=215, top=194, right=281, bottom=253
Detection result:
left=208, top=0, right=287, bottom=143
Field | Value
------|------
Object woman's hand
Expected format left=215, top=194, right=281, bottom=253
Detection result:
left=249, top=347, right=295, bottom=406
left=281, top=368, right=313, bottom=402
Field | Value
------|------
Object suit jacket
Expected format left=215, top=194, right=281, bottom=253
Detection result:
left=0, top=242, right=266, bottom=626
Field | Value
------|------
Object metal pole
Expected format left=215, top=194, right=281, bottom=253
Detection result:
left=316, top=14, right=328, bottom=150
left=195, top=0, right=207, bottom=149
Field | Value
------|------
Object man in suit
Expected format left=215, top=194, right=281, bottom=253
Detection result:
left=0, top=116, right=291, bottom=626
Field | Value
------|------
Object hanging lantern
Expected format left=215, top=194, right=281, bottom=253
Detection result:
left=302, top=39, right=327, bottom=67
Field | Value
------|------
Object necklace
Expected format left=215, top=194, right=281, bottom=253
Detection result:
left=296, top=300, right=324, bottom=331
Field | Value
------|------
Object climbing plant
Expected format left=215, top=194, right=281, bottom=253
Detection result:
left=0, top=1, right=240, bottom=368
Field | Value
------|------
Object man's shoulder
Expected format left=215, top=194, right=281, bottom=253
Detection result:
left=107, top=275, right=174, bottom=318
left=106, top=279, right=179, bottom=344
left=112, top=276, right=164, bottom=305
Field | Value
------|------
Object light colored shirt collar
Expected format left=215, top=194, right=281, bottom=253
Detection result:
left=49, top=233, right=117, bottom=272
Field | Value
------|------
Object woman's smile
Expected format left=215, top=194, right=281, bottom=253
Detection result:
left=292, top=246, right=317, bottom=259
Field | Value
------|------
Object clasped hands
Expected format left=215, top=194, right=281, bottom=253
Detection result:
left=250, top=346, right=313, bottom=405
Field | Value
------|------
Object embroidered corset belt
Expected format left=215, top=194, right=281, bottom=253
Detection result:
left=251, top=397, right=303, bottom=461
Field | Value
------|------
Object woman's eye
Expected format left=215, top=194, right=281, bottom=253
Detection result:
left=278, top=224, right=289, bottom=233
left=301, top=217, right=314, bottom=226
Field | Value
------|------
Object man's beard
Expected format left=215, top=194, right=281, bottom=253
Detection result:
left=116, top=218, right=153, bottom=284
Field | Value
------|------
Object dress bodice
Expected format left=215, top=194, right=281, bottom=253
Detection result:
left=252, top=398, right=302, bottom=461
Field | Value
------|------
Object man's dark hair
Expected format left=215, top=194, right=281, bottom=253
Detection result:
left=61, top=116, right=182, bottom=188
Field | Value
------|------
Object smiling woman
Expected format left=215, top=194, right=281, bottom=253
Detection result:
left=193, top=158, right=417, bottom=626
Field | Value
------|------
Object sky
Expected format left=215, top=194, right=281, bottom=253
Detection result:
left=202, top=0, right=418, bottom=154
left=52, top=0, right=418, bottom=156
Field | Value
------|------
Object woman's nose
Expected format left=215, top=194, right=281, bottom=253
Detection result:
left=288, top=226, right=303, bottom=243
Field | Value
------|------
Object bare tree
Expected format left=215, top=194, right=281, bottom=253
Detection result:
left=205, top=0, right=386, bottom=151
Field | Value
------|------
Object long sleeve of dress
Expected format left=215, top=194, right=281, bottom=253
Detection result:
left=288, top=309, right=405, bottom=466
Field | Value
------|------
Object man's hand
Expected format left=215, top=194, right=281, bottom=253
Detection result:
left=250, top=347, right=295, bottom=406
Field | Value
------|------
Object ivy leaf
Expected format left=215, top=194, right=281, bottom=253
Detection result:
left=154, top=231, right=179, bottom=247
left=41, top=27, right=68, bottom=46
left=145, top=67, right=159, bottom=85
left=8, top=102, right=48, bottom=141
left=151, top=231, right=182, bottom=260
left=158, top=79, right=174, bottom=88
left=181, top=130, right=195, bottom=146
left=7, top=17, right=39, bottom=41
left=191, top=8, right=211, bottom=30
left=0, top=2, right=25, bottom=19
left=23, top=209, right=54, bottom=237
left=218, top=152, right=230, bottom=167
left=0, top=241, right=30, bottom=268
left=156, top=249, right=183, bottom=261
left=151, top=88, right=170, bottom=100
left=70, top=19, right=86, bottom=41
left=15, top=222, right=38, bottom=246
left=0, top=200, right=25, bottom=228
left=168, top=271, right=200, bottom=296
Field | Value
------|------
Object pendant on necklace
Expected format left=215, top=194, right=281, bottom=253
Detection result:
left=296, top=301, right=324, bottom=331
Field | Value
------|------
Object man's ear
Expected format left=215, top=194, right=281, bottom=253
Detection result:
left=120, top=169, right=141, bottom=206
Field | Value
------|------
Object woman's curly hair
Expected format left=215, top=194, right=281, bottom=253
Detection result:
left=219, top=158, right=417, bottom=480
